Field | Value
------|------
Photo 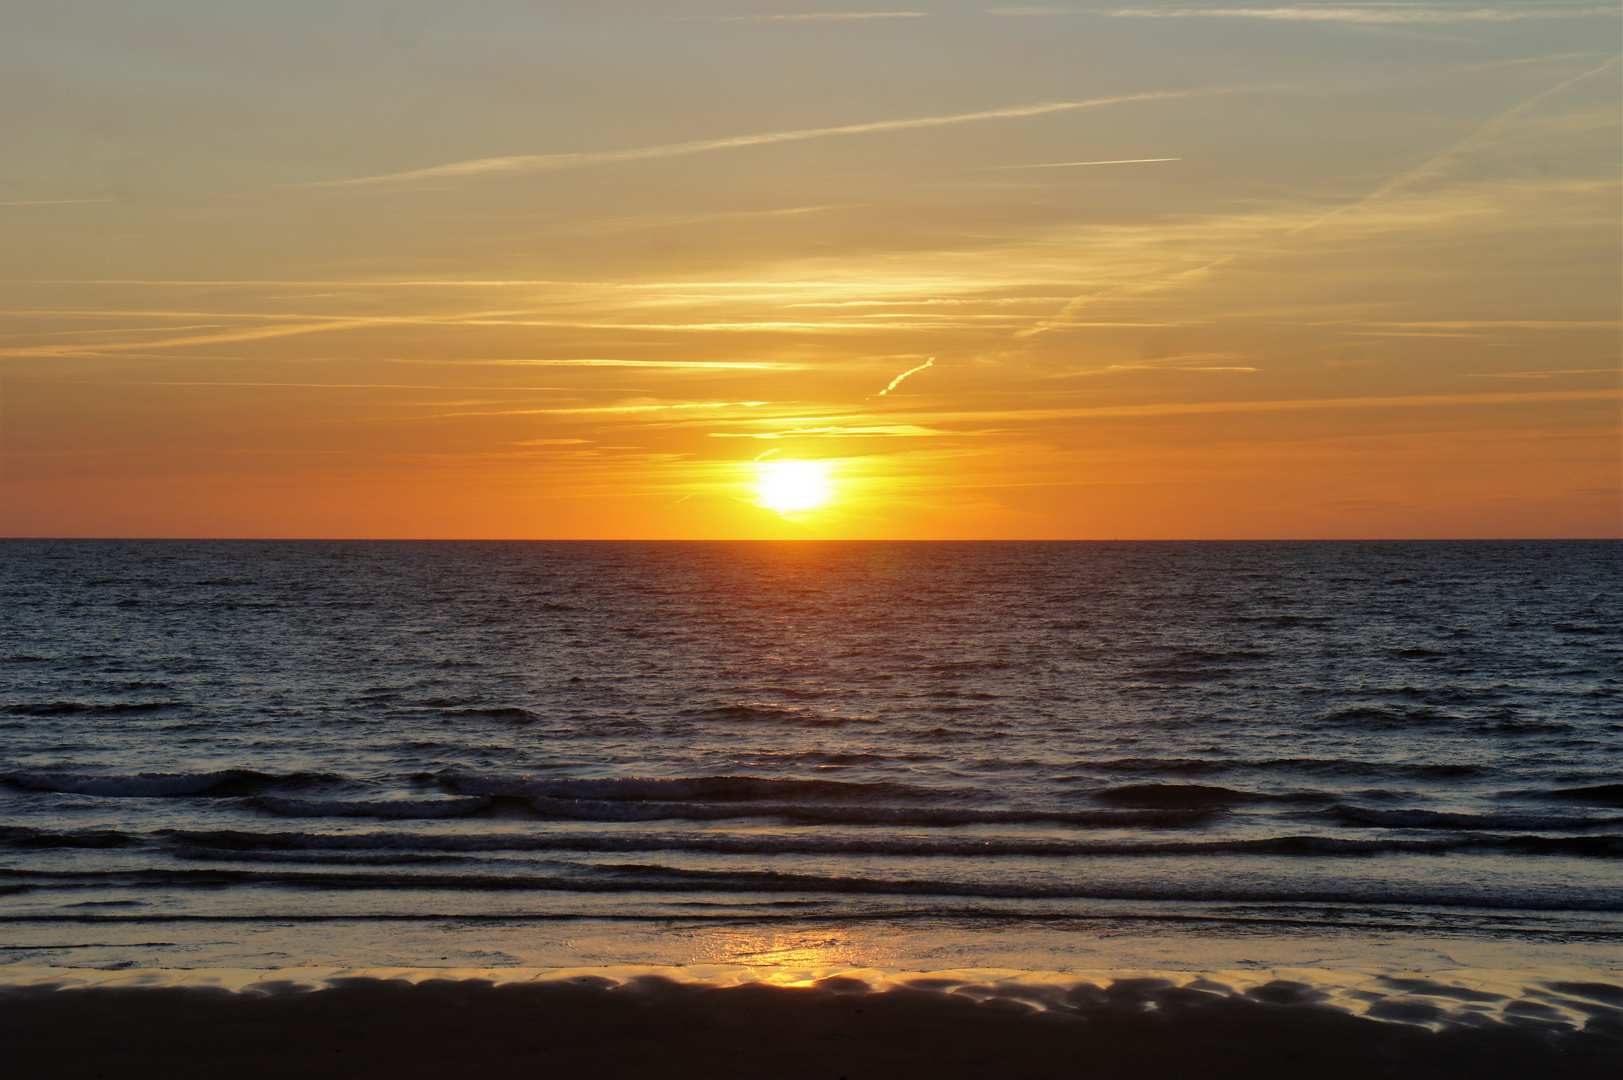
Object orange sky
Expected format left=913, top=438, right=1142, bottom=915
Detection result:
left=2, top=2, right=1619, bottom=538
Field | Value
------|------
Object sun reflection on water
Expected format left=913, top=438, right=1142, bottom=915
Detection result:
left=696, top=931, right=861, bottom=968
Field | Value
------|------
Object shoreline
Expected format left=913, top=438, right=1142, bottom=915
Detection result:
left=6, top=960, right=1622, bottom=1016
left=2, top=963, right=1617, bottom=1079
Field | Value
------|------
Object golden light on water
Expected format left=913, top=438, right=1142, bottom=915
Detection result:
left=754, top=460, right=834, bottom=515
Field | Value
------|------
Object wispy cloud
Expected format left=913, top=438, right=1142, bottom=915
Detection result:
left=677, top=11, right=926, bottom=21
left=555, top=203, right=851, bottom=236
left=1369, top=320, right=1622, bottom=329
left=710, top=424, right=950, bottom=437
left=1105, top=5, right=1618, bottom=25
left=303, top=86, right=1277, bottom=188
left=1468, top=368, right=1620, bottom=378
left=789, top=296, right=1076, bottom=307
left=1083, top=352, right=1263, bottom=373
left=439, top=358, right=799, bottom=369
left=887, top=389, right=1622, bottom=424
left=431, top=400, right=769, bottom=419
left=44, top=381, right=595, bottom=392
left=1281, top=55, right=1618, bottom=238
left=982, top=157, right=1180, bottom=169
left=876, top=357, right=936, bottom=395
left=0, top=198, right=116, bottom=207
left=651, top=388, right=1622, bottom=440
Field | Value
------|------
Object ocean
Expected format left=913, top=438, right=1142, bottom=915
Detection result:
left=2, top=540, right=1619, bottom=1075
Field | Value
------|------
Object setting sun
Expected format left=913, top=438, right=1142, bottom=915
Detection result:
left=754, top=460, right=833, bottom=515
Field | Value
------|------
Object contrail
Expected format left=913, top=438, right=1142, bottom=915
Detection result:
left=877, top=358, right=935, bottom=396
left=302, top=86, right=1281, bottom=188
left=985, top=157, right=1180, bottom=169
left=0, top=198, right=115, bottom=206
left=1024, top=54, right=1619, bottom=342
left=679, top=11, right=927, bottom=20
left=1287, top=54, right=1620, bottom=235
left=1105, top=6, right=1616, bottom=24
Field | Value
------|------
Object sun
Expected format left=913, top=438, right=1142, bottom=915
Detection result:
left=754, top=459, right=833, bottom=514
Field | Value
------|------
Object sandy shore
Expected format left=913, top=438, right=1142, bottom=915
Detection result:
left=2, top=965, right=1617, bottom=1079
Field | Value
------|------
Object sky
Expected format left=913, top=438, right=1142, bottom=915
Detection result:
left=1, top=1, right=1619, bottom=539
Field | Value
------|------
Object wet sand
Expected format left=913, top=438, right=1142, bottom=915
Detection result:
left=2, top=966, right=1617, bottom=1079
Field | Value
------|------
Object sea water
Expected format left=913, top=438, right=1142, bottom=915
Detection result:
left=1, top=540, right=1619, bottom=974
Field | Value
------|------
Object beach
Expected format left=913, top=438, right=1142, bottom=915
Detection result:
left=5, top=964, right=1619, bottom=1079
left=6, top=0, right=1620, bottom=1070
left=2, top=540, right=1618, bottom=1075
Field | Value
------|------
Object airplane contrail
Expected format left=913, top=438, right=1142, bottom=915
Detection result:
left=302, top=86, right=1281, bottom=188
left=985, top=157, right=1181, bottom=169
left=877, top=358, right=935, bottom=396
left=1287, top=55, right=1619, bottom=235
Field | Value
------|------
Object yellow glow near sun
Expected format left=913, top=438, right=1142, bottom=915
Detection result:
left=754, top=459, right=834, bottom=514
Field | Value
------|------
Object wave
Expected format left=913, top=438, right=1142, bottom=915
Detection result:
left=1092, top=784, right=1326, bottom=809
left=163, top=828, right=1623, bottom=860
left=585, top=858, right=1623, bottom=902
left=1320, top=705, right=1463, bottom=728
left=678, top=704, right=881, bottom=726
left=1322, top=805, right=1623, bottom=831
left=439, top=707, right=539, bottom=723
left=2, top=769, right=936, bottom=807
left=520, top=798, right=1212, bottom=827
left=0, top=768, right=1212, bottom=824
left=738, top=751, right=902, bottom=766
left=1079, top=758, right=1485, bottom=780
left=241, top=792, right=1211, bottom=827
left=6, top=858, right=1620, bottom=907
left=253, top=796, right=492, bottom=819
left=0, top=826, right=140, bottom=849
left=1513, top=785, right=1623, bottom=809
left=2, top=700, right=190, bottom=716
left=1133, top=666, right=1233, bottom=683
left=6, top=823, right=1618, bottom=860
left=0, top=769, right=339, bottom=798
left=437, top=773, right=942, bottom=803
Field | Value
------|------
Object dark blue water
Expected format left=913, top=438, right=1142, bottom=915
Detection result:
left=2, top=540, right=1619, bottom=971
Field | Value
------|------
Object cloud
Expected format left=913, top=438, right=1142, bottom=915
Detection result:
left=431, top=400, right=770, bottom=419
left=1105, top=5, right=1618, bottom=24
left=982, top=157, right=1180, bottom=169
left=1468, top=369, right=1619, bottom=378
left=789, top=296, right=1077, bottom=307
left=710, top=424, right=950, bottom=437
left=304, top=86, right=1276, bottom=188
left=892, top=389, right=1622, bottom=424
left=1086, top=352, right=1263, bottom=373
left=445, top=358, right=799, bottom=369
left=650, top=389, right=1623, bottom=442
left=1370, top=321, right=1622, bottom=329
left=49, top=380, right=589, bottom=392
left=678, top=11, right=926, bottom=21
left=876, top=358, right=937, bottom=396
left=0, top=199, right=116, bottom=207
left=1285, top=55, right=1619, bottom=236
